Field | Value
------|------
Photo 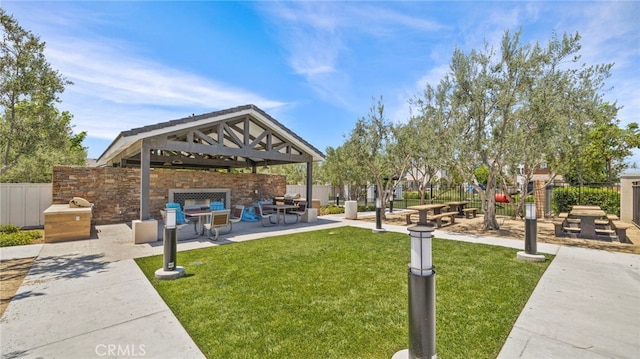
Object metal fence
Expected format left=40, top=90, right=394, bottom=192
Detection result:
left=346, top=184, right=517, bottom=217
left=341, top=183, right=622, bottom=219
left=0, top=183, right=52, bottom=228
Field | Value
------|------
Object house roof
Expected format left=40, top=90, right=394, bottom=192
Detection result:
left=97, top=104, right=325, bottom=169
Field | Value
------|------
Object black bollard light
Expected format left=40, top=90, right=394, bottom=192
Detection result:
left=517, top=202, right=545, bottom=262
left=336, top=194, right=340, bottom=206
left=525, top=202, right=537, bottom=254
left=393, top=225, right=437, bottom=359
left=155, top=208, right=185, bottom=279
left=163, top=208, right=177, bottom=271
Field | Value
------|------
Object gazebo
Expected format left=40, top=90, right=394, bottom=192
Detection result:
left=97, top=104, right=325, bottom=221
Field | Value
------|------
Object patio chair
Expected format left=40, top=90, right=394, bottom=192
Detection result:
left=289, top=201, right=308, bottom=224
left=204, top=209, right=231, bottom=241
left=229, top=205, right=245, bottom=230
left=254, top=203, right=277, bottom=226
left=183, top=204, right=203, bottom=228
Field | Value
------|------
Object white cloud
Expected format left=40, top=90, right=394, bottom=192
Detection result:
left=4, top=1, right=288, bottom=141
left=48, top=38, right=285, bottom=110
left=42, top=35, right=287, bottom=141
left=259, top=2, right=446, bottom=110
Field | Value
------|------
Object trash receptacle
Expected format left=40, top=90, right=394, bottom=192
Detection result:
left=345, top=200, right=358, bottom=220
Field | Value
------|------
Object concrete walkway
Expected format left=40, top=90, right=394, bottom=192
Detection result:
left=1, top=214, right=639, bottom=358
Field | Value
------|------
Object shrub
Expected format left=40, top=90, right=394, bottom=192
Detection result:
left=403, top=191, right=432, bottom=200
left=0, top=229, right=41, bottom=247
left=552, top=187, right=620, bottom=215
left=0, top=224, right=20, bottom=234
left=319, top=205, right=344, bottom=215
left=402, top=191, right=421, bottom=200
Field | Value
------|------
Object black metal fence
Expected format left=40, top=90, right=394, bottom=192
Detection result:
left=340, top=183, right=621, bottom=218
left=347, top=184, right=517, bottom=217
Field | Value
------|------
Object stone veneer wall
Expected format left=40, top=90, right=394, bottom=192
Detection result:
left=52, top=166, right=286, bottom=225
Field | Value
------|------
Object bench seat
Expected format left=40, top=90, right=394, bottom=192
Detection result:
left=612, top=221, right=633, bottom=243
left=552, top=219, right=566, bottom=237
left=558, top=212, right=569, bottom=218
left=404, top=210, right=419, bottom=225
left=430, top=211, right=459, bottom=228
left=462, top=207, right=478, bottom=218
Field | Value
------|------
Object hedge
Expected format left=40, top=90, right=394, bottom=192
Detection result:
left=552, top=187, right=620, bottom=216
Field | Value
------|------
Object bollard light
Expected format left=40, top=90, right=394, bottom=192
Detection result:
left=518, top=202, right=545, bottom=262
left=393, top=225, right=436, bottom=359
left=525, top=202, right=536, bottom=220
left=166, top=208, right=177, bottom=229
left=155, top=207, right=185, bottom=279
left=410, top=227, right=433, bottom=276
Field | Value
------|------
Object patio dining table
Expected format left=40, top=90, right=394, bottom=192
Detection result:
left=263, top=204, right=297, bottom=224
left=184, top=209, right=213, bottom=236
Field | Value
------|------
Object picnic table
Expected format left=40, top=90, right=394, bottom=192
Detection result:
left=263, top=204, right=298, bottom=224
left=184, top=208, right=214, bottom=236
left=569, top=206, right=606, bottom=240
left=446, top=201, right=470, bottom=217
left=407, top=204, right=447, bottom=226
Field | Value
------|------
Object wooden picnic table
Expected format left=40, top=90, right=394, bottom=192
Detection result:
left=408, top=204, right=447, bottom=226
left=446, top=201, right=470, bottom=217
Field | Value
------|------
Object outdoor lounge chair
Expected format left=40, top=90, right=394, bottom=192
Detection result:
left=204, top=209, right=231, bottom=241
left=254, top=203, right=277, bottom=226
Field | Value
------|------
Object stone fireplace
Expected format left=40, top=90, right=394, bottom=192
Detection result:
left=168, top=188, right=231, bottom=209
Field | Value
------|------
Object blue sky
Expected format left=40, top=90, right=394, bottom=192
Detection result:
left=3, top=1, right=639, bottom=167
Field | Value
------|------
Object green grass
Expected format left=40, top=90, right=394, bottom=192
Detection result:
left=135, top=226, right=552, bottom=358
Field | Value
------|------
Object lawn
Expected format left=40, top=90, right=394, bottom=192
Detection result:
left=135, top=226, right=552, bottom=358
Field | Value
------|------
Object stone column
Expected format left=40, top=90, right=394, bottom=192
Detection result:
left=620, top=173, right=640, bottom=223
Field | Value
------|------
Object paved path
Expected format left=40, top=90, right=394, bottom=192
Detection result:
left=498, top=246, right=640, bottom=358
left=1, top=214, right=638, bottom=358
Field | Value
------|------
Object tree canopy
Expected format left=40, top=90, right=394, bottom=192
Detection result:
left=343, top=98, right=409, bottom=218
left=334, top=29, right=624, bottom=231
left=0, top=8, right=86, bottom=182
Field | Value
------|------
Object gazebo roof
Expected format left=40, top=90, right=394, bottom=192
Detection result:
left=97, top=104, right=325, bottom=169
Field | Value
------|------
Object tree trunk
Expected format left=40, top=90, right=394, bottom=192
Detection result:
left=483, top=182, right=500, bottom=230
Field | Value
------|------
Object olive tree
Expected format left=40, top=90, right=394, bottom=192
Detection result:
left=399, top=80, right=454, bottom=204
left=444, top=30, right=612, bottom=229
left=345, top=97, right=410, bottom=218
